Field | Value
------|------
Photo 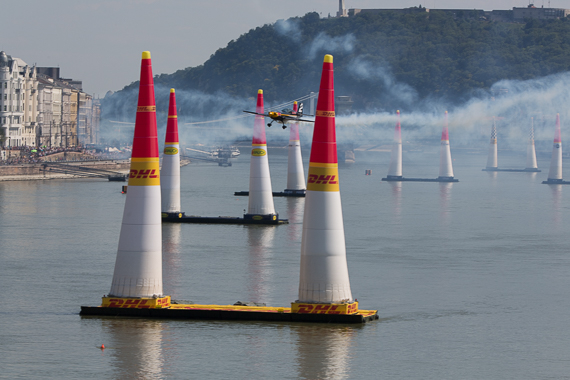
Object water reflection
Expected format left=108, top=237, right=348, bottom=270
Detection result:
left=101, top=318, right=170, bottom=380
left=293, top=325, right=356, bottom=379
left=549, top=184, right=562, bottom=228
left=439, top=182, right=453, bottom=225
left=162, top=223, right=182, bottom=297
left=389, top=181, right=402, bottom=219
left=246, top=226, right=276, bottom=303
left=285, top=197, right=304, bottom=244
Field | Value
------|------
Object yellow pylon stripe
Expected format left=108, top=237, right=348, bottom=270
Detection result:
left=309, top=162, right=338, bottom=168
left=132, top=157, right=159, bottom=162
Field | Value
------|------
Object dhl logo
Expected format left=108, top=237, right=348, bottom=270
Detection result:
left=129, top=169, right=158, bottom=179
left=316, top=110, right=335, bottom=117
left=103, top=297, right=171, bottom=309
left=164, top=147, right=179, bottom=155
left=137, top=105, right=156, bottom=112
left=308, top=174, right=337, bottom=185
left=292, top=302, right=358, bottom=314
left=252, top=148, right=266, bottom=157
left=128, top=160, right=160, bottom=186
left=306, top=165, right=340, bottom=192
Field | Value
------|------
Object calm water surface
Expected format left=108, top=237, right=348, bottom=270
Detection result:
left=1, top=147, right=570, bottom=379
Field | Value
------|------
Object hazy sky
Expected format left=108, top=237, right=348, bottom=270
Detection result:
left=2, top=0, right=568, bottom=98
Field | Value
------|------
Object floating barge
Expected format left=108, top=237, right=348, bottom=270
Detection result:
left=482, top=168, right=541, bottom=172
left=542, top=179, right=570, bottom=185
left=162, top=212, right=288, bottom=225
left=234, top=190, right=306, bottom=197
left=80, top=301, right=378, bottom=324
left=381, top=176, right=459, bottom=183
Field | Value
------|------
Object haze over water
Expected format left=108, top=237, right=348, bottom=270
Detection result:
left=1, top=147, right=569, bottom=378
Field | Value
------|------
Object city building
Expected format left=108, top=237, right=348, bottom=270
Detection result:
left=0, top=51, right=38, bottom=147
left=1, top=52, right=99, bottom=149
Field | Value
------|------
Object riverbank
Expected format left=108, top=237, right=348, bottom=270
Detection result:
left=0, top=158, right=191, bottom=181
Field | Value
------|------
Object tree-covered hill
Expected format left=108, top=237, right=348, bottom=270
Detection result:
left=103, top=10, right=570, bottom=119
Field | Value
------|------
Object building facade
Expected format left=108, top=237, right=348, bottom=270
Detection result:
left=0, top=51, right=38, bottom=147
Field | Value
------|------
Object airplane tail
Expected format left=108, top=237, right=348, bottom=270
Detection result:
left=298, top=103, right=304, bottom=116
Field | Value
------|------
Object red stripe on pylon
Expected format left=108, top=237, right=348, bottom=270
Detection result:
left=290, top=101, right=300, bottom=140
left=132, top=54, right=159, bottom=159
left=165, top=89, right=179, bottom=144
left=441, top=111, right=449, bottom=141
left=252, top=90, right=266, bottom=145
left=394, top=110, right=401, bottom=141
left=310, top=57, right=337, bottom=165
left=554, top=113, right=561, bottom=143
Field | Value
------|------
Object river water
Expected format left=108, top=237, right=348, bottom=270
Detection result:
left=1, top=146, right=569, bottom=379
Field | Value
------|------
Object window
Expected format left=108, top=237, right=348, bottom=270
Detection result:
left=3, top=95, right=5, bottom=100
left=3, top=83, right=6, bottom=88
left=3, top=106, right=5, bottom=111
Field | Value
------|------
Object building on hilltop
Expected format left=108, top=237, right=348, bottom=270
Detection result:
left=339, top=3, right=570, bottom=21
left=337, top=0, right=347, bottom=17
left=513, top=4, right=570, bottom=21
left=347, top=5, right=429, bottom=17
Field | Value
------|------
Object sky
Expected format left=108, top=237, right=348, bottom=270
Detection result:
left=2, top=0, right=569, bottom=98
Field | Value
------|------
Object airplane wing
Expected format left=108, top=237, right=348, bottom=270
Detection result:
left=243, top=110, right=268, bottom=117
left=296, top=118, right=315, bottom=123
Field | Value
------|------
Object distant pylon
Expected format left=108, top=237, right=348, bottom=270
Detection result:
left=546, top=113, right=562, bottom=181
left=246, top=90, right=278, bottom=221
left=161, top=88, right=181, bottom=214
left=386, top=110, right=403, bottom=179
left=485, top=117, right=498, bottom=170
left=524, top=117, right=538, bottom=171
left=286, top=101, right=306, bottom=192
left=438, top=111, right=455, bottom=179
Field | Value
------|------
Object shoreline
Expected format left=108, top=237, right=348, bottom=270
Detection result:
left=0, top=158, right=190, bottom=182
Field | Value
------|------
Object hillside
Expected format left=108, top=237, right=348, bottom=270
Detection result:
left=102, top=11, right=570, bottom=119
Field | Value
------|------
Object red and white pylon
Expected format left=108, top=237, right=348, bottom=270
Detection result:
left=109, top=51, right=163, bottom=299
left=387, top=110, right=402, bottom=179
left=246, top=90, right=277, bottom=219
left=161, top=88, right=181, bottom=214
left=286, top=101, right=306, bottom=192
left=295, top=55, right=355, bottom=312
left=547, top=113, right=562, bottom=181
left=438, top=111, right=454, bottom=179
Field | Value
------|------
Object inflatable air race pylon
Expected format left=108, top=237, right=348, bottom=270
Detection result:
left=245, top=90, right=279, bottom=222
left=161, top=88, right=181, bottom=215
left=293, top=54, right=358, bottom=315
left=106, top=51, right=170, bottom=308
left=285, top=101, right=306, bottom=196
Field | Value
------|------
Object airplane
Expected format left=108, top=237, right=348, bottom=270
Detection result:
left=243, top=103, right=314, bottom=129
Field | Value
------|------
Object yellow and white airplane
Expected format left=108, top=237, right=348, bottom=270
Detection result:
left=243, top=103, right=314, bottom=129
